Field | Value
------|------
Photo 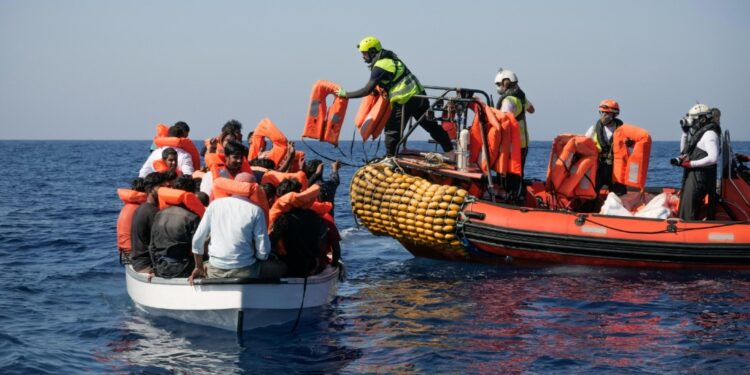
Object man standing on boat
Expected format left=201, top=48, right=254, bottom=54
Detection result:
left=335, top=36, right=454, bottom=157
left=676, top=103, right=720, bottom=220
left=585, top=99, right=628, bottom=198
left=494, top=68, right=535, bottom=170
left=189, top=173, right=287, bottom=282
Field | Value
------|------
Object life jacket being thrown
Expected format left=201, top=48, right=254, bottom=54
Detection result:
left=546, top=134, right=599, bottom=200
left=153, top=123, right=202, bottom=171
left=212, top=177, right=269, bottom=221
left=355, top=86, right=391, bottom=141
left=612, top=124, right=652, bottom=190
left=268, top=184, right=333, bottom=230
left=302, top=80, right=349, bottom=146
left=116, top=189, right=147, bottom=254
left=467, top=102, right=522, bottom=176
left=157, top=187, right=205, bottom=218
left=248, top=118, right=289, bottom=169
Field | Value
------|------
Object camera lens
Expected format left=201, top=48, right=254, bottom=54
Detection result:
left=670, top=157, right=681, bottom=166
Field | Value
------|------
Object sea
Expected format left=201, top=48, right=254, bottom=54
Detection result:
left=1, top=139, right=750, bottom=374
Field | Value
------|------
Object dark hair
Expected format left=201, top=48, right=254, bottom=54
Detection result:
left=276, top=178, right=302, bottom=197
left=221, top=119, right=242, bottom=134
left=131, top=177, right=146, bottom=192
left=167, top=125, right=187, bottom=138
left=303, top=159, right=323, bottom=179
left=223, top=140, right=246, bottom=157
left=174, top=121, right=190, bottom=135
left=196, top=191, right=209, bottom=206
left=173, top=174, right=197, bottom=192
left=163, top=170, right=178, bottom=182
left=161, top=147, right=178, bottom=160
left=144, top=172, right=166, bottom=193
left=260, top=182, right=276, bottom=200
left=249, top=157, right=276, bottom=170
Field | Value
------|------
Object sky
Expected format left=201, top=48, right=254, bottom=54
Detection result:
left=1, top=0, right=749, bottom=141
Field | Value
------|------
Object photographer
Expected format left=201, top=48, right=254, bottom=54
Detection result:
left=674, top=104, right=720, bottom=220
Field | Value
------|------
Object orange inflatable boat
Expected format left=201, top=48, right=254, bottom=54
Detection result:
left=350, top=86, right=750, bottom=269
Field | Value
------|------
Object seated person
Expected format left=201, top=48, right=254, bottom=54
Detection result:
left=270, top=179, right=329, bottom=277
left=139, top=123, right=195, bottom=177
left=130, top=172, right=167, bottom=273
left=152, top=147, right=180, bottom=174
left=189, top=172, right=287, bottom=281
left=149, top=175, right=201, bottom=278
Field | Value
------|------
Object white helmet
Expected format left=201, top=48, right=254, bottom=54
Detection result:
left=495, top=68, right=518, bottom=84
left=687, top=103, right=711, bottom=118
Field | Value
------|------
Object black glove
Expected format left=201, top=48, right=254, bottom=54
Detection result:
left=624, top=138, right=635, bottom=147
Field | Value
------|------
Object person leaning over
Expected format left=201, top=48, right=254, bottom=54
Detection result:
left=336, top=36, right=453, bottom=157
left=189, top=173, right=287, bottom=282
left=585, top=99, right=628, bottom=197
left=675, top=103, right=720, bottom=220
left=494, top=68, right=535, bottom=169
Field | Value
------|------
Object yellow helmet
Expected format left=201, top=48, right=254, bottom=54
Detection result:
left=357, top=36, right=382, bottom=52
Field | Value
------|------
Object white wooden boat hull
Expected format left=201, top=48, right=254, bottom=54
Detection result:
left=125, top=263, right=343, bottom=331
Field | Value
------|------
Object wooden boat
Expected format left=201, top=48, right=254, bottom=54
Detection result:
left=350, top=86, right=750, bottom=269
left=125, top=262, right=344, bottom=331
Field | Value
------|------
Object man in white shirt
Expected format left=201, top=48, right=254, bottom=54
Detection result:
left=189, top=173, right=286, bottom=282
left=138, top=125, right=195, bottom=177
left=676, top=104, right=720, bottom=220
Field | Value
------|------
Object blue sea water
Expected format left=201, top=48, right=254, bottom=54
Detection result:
left=1, top=139, right=750, bottom=374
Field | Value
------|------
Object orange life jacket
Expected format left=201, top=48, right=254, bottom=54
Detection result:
left=546, top=134, right=599, bottom=199
left=116, top=189, right=147, bottom=253
left=355, top=86, right=391, bottom=141
left=212, top=177, right=269, bottom=221
left=153, top=123, right=201, bottom=171
left=467, top=103, right=522, bottom=176
left=288, top=151, right=305, bottom=173
left=152, top=159, right=183, bottom=175
left=268, top=184, right=333, bottom=230
left=203, top=133, right=226, bottom=156
left=248, top=118, right=289, bottom=168
left=157, top=187, right=205, bottom=217
left=260, top=170, right=309, bottom=190
left=302, top=80, right=349, bottom=146
left=205, top=153, right=252, bottom=175
left=612, top=124, right=652, bottom=190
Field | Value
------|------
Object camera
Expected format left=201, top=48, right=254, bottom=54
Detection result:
left=670, top=157, right=682, bottom=166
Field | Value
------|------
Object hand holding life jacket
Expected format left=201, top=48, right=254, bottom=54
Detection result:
left=546, top=134, right=599, bottom=200
left=153, top=123, right=201, bottom=171
left=303, top=80, right=349, bottom=146
left=248, top=118, right=289, bottom=168
left=355, top=86, right=391, bottom=141
left=612, top=124, right=651, bottom=190
left=157, top=187, right=205, bottom=217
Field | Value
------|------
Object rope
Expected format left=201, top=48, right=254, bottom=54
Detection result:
left=300, top=138, right=362, bottom=168
left=568, top=210, right=750, bottom=235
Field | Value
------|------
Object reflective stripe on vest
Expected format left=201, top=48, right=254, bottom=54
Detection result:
left=374, top=57, right=420, bottom=104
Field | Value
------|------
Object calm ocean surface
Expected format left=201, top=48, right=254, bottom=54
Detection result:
left=1, top=140, right=750, bottom=374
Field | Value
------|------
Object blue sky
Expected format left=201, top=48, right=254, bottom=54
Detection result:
left=1, top=0, right=748, bottom=141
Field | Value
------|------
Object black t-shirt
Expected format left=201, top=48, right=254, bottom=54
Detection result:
left=130, top=202, right=159, bottom=271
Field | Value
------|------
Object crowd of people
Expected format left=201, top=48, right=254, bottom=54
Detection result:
left=117, top=120, right=342, bottom=282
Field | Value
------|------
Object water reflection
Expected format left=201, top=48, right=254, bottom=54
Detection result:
left=106, top=311, right=362, bottom=374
